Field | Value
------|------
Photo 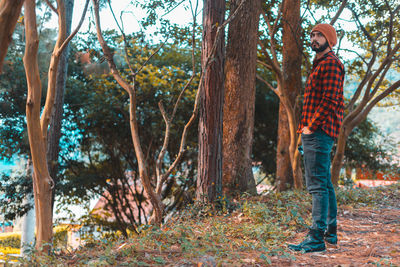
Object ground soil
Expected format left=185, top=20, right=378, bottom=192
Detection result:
left=271, top=201, right=400, bottom=266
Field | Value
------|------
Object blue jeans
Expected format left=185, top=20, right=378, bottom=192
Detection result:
left=302, top=129, right=337, bottom=231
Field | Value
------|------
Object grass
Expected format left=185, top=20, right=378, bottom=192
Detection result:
left=13, top=182, right=400, bottom=266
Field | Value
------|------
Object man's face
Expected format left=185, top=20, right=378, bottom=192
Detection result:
left=310, top=31, right=329, bottom=53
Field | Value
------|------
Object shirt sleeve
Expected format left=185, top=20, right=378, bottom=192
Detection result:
left=308, top=59, right=343, bottom=132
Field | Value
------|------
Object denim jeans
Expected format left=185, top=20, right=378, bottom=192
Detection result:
left=302, top=128, right=337, bottom=231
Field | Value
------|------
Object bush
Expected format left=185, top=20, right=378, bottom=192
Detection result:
left=53, top=225, right=69, bottom=249
left=0, top=225, right=70, bottom=250
left=0, top=232, right=21, bottom=249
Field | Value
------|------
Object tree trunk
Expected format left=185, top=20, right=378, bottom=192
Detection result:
left=23, top=0, right=54, bottom=252
left=279, top=0, right=302, bottom=190
left=0, top=0, right=24, bottom=73
left=24, top=0, right=70, bottom=253
left=331, top=124, right=351, bottom=185
left=222, top=0, right=259, bottom=197
left=275, top=104, right=293, bottom=191
left=196, top=0, right=225, bottom=203
left=48, top=0, right=74, bottom=212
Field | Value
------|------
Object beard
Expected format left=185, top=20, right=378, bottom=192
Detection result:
left=311, top=40, right=330, bottom=52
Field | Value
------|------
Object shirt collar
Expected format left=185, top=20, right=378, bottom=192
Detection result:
left=313, top=50, right=334, bottom=68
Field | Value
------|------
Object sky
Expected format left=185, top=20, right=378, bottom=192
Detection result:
left=70, top=0, right=201, bottom=36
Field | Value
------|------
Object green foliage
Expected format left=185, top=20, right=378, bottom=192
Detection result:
left=53, top=225, right=69, bottom=249
left=0, top=172, right=32, bottom=221
left=336, top=182, right=400, bottom=208
left=57, top=30, right=200, bottom=233
left=343, top=117, right=398, bottom=172
left=252, top=81, right=280, bottom=177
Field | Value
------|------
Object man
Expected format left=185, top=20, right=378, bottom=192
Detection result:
left=288, top=24, right=345, bottom=253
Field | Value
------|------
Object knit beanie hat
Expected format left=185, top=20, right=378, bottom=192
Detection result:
left=311, top=24, right=337, bottom=48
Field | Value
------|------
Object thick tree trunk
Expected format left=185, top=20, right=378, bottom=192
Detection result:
left=196, top=0, right=225, bottom=203
left=23, top=0, right=54, bottom=252
left=278, top=0, right=302, bottom=190
left=222, top=0, right=259, bottom=197
left=0, top=0, right=24, bottom=73
left=275, top=104, right=293, bottom=191
left=48, top=0, right=74, bottom=211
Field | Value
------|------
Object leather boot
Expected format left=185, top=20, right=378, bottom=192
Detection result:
left=288, top=228, right=326, bottom=253
left=324, top=225, right=337, bottom=245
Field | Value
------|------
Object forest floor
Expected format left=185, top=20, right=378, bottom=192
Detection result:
left=15, top=182, right=400, bottom=267
left=279, top=195, right=400, bottom=266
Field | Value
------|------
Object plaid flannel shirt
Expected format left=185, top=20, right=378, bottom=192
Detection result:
left=298, top=51, right=345, bottom=139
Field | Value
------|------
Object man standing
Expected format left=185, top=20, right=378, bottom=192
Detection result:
left=288, top=24, right=345, bottom=253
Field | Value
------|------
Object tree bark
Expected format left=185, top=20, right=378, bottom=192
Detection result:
left=0, top=0, right=24, bottom=73
left=23, top=0, right=81, bottom=252
left=222, top=0, right=259, bottom=197
left=275, top=104, right=293, bottom=191
left=23, top=0, right=54, bottom=253
left=277, top=0, right=302, bottom=190
left=48, top=0, right=74, bottom=212
left=196, top=0, right=225, bottom=203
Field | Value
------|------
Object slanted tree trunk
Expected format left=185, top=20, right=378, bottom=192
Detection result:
left=275, top=0, right=302, bottom=191
left=222, top=0, right=259, bottom=197
left=48, top=0, right=74, bottom=212
left=196, top=0, right=225, bottom=203
left=0, top=0, right=24, bottom=73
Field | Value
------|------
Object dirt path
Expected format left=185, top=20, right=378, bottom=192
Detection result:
left=274, top=204, right=400, bottom=266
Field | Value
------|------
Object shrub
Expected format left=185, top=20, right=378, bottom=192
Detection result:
left=0, top=225, right=70, bottom=250
left=53, top=225, right=69, bottom=249
left=0, top=232, right=20, bottom=249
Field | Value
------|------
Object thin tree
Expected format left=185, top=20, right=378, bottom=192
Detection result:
left=23, top=0, right=88, bottom=252
left=92, top=0, right=203, bottom=224
left=222, top=0, right=260, bottom=196
left=47, top=0, right=74, bottom=212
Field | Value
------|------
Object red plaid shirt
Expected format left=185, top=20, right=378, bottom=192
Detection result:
left=298, top=51, right=345, bottom=139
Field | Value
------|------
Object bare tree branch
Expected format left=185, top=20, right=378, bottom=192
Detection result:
left=58, top=0, right=90, bottom=54
left=256, top=74, right=279, bottom=94
left=44, top=0, right=58, bottom=14
left=330, top=0, right=348, bottom=25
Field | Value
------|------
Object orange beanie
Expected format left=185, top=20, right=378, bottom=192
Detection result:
left=311, top=24, right=337, bottom=48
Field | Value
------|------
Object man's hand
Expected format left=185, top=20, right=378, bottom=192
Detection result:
left=302, top=126, right=313, bottom=135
